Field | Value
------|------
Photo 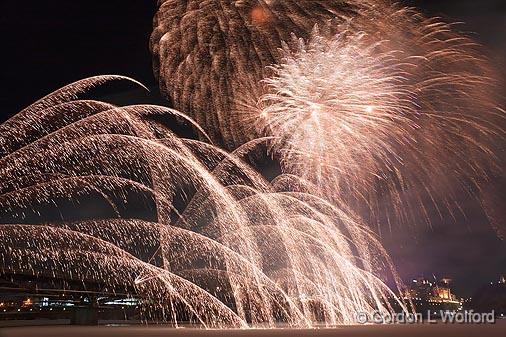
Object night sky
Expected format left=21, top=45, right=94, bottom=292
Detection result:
left=0, top=0, right=504, bottom=296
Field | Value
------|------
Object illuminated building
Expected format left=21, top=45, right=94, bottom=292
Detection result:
left=403, top=277, right=462, bottom=316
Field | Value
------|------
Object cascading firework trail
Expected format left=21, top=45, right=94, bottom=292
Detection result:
left=0, top=77, right=408, bottom=327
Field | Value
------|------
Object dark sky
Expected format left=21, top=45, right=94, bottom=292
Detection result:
left=0, top=0, right=504, bottom=296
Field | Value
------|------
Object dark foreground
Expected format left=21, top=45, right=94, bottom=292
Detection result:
left=1, top=322, right=506, bottom=337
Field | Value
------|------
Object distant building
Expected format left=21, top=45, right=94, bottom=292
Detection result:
left=403, top=277, right=462, bottom=316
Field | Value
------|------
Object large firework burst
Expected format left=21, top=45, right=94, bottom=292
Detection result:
left=150, top=0, right=388, bottom=148
left=252, top=6, right=504, bottom=229
left=151, top=1, right=504, bottom=230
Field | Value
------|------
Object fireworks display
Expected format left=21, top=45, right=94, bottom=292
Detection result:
left=0, top=77, right=408, bottom=327
left=255, top=15, right=504, bottom=229
left=152, top=0, right=504, bottom=230
left=0, top=0, right=504, bottom=329
left=151, top=0, right=387, bottom=148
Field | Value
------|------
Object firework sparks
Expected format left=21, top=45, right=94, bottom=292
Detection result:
left=0, top=77, right=408, bottom=327
left=151, top=1, right=504, bottom=231
left=0, top=0, right=503, bottom=329
left=251, top=7, right=504, bottom=230
left=150, top=0, right=387, bottom=148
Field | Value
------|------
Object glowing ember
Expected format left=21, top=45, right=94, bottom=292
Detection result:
left=251, top=6, right=270, bottom=25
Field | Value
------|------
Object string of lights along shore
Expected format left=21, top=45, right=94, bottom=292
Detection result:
left=0, top=0, right=504, bottom=329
